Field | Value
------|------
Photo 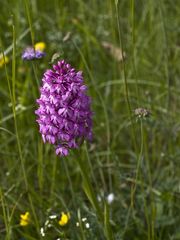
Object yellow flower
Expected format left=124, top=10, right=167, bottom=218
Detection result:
left=58, top=212, right=70, bottom=226
left=20, top=212, right=30, bottom=226
left=0, top=54, right=9, bottom=68
left=34, top=42, right=46, bottom=51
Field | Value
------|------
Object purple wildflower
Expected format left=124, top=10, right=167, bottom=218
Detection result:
left=22, top=47, right=45, bottom=60
left=35, top=60, right=93, bottom=157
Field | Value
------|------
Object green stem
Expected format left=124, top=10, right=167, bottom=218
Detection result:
left=158, top=0, right=170, bottom=110
left=131, top=119, right=144, bottom=206
left=144, top=127, right=155, bottom=240
left=32, top=62, right=40, bottom=89
left=130, top=0, right=140, bottom=106
left=73, top=40, right=112, bottom=193
left=11, top=25, right=40, bottom=235
left=24, top=0, right=34, bottom=46
left=77, top=209, right=87, bottom=240
left=124, top=119, right=143, bottom=235
left=115, top=1, right=138, bottom=154
left=0, top=189, right=10, bottom=240
left=76, top=156, right=103, bottom=220
left=76, top=154, right=114, bottom=240
left=62, top=158, right=77, bottom=208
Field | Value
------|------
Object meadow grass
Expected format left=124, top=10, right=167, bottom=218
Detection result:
left=0, top=0, right=180, bottom=239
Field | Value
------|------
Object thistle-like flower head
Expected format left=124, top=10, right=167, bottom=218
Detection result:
left=35, top=60, right=93, bottom=156
left=134, top=108, right=151, bottom=119
left=22, top=42, right=46, bottom=60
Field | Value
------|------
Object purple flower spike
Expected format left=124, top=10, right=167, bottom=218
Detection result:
left=22, top=47, right=45, bottom=60
left=35, top=60, right=93, bottom=157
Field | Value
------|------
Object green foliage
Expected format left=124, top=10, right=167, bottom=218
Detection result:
left=0, top=0, right=180, bottom=239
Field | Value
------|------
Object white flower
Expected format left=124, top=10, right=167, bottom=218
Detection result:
left=85, top=223, right=90, bottom=229
left=82, top=217, right=87, bottom=222
left=40, top=227, right=45, bottom=237
left=49, top=214, right=57, bottom=219
left=45, top=220, right=49, bottom=226
left=107, top=193, right=115, bottom=204
left=97, top=194, right=102, bottom=202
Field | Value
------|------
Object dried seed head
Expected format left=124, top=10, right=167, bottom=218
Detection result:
left=134, top=108, right=151, bottom=118
left=102, top=41, right=126, bottom=62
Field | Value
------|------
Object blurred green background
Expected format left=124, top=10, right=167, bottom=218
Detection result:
left=0, top=0, right=180, bottom=239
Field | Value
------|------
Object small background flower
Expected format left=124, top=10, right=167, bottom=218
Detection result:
left=0, top=54, right=9, bottom=68
left=35, top=42, right=46, bottom=51
left=19, top=212, right=30, bottom=226
left=58, top=212, right=70, bottom=226
left=22, top=42, right=46, bottom=60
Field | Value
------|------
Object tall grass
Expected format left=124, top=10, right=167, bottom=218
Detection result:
left=0, top=0, right=180, bottom=239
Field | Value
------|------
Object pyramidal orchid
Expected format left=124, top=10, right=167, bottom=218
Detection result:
left=35, top=60, right=93, bottom=156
